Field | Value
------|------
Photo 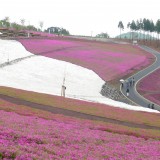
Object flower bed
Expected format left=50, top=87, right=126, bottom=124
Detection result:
left=0, top=110, right=160, bottom=159
left=0, top=86, right=159, bottom=127
left=137, top=68, right=160, bottom=105
left=19, top=38, right=154, bottom=81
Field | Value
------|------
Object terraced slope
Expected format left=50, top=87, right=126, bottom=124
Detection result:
left=138, top=68, right=160, bottom=105
left=19, top=38, right=154, bottom=82
left=0, top=97, right=160, bottom=159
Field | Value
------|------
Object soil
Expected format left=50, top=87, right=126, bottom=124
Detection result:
left=0, top=94, right=159, bottom=130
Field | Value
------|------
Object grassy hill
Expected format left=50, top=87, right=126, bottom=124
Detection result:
left=115, top=32, right=155, bottom=40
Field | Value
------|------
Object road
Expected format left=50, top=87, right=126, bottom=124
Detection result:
left=121, top=45, right=160, bottom=111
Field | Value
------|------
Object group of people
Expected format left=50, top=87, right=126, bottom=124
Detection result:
left=121, top=77, right=135, bottom=97
left=148, top=103, right=155, bottom=109
left=121, top=78, right=156, bottom=110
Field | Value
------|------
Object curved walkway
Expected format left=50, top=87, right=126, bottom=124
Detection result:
left=121, top=45, right=160, bottom=111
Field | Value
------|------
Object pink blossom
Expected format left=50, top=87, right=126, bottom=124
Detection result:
left=138, top=69, right=160, bottom=105
left=18, top=39, right=152, bottom=81
left=0, top=110, right=160, bottom=159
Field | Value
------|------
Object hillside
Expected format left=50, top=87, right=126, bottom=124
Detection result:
left=0, top=37, right=160, bottom=159
left=0, top=109, right=160, bottom=159
left=18, top=38, right=154, bottom=82
left=0, top=39, right=157, bottom=112
left=138, top=68, right=160, bottom=106
left=115, top=32, right=155, bottom=40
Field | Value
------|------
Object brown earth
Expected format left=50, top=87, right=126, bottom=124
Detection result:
left=0, top=93, right=159, bottom=131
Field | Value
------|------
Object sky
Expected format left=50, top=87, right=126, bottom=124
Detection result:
left=0, top=0, right=159, bottom=37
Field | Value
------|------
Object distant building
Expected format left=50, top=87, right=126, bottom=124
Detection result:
left=133, top=40, right=138, bottom=45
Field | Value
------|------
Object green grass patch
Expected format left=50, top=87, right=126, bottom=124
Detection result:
left=0, top=86, right=160, bottom=128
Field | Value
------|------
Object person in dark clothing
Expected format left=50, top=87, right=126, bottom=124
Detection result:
left=126, top=88, right=129, bottom=96
left=129, top=79, right=132, bottom=86
left=151, top=104, right=154, bottom=109
left=148, top=103, right=151, bottom=108
left=132, top=77, right=135, bottom=86
left=121, top=81, right=124, bottom=88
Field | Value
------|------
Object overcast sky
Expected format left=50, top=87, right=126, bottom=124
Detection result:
left=0, top=0, right=159, bottom=37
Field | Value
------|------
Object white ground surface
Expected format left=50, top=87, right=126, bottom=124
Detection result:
left=0, top=40, right=32, bottom=63
left=0, top=39, right=159, bottom=113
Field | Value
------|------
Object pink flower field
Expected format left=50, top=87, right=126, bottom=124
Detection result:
left=1, top=38, right=158, bottom=159
left=1, top=86, right=160, bottom=128
left=18, top=38, right=154, bottom=81
left=0, top=110, right=160, bottom=160
left=137, top=68, right=160, bottom=105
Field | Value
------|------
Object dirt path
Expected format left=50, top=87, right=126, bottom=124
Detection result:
left=0, top=94, right=159, bottom=130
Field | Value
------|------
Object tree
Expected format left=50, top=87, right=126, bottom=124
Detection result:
left=139, top=19, right=143, bottom=40
left=118, top=21, right=124, bottom=39
left=11, top=22, right=21, bottom=30
left=127, top=22, right=131, bottom=40
left=155, top=19, right=160, bottom=47
left=130, top=20, right=137, bottom=40
left=61, top=28, right=70, bottom=35
left=26, top=25, right=37, bottom=31
left=20, top=19, right=25, bottom=30
left=146, top=19, right=151, bottom=40
left=20, top=19, right=25, bottom=25
left=149, top=20, right=155, bottom=43
left=1, top=17, right=10, bottom=28
left=96, top=32, right=109, bottom=38
left=142, top=18, right=147, bottom=41
left=39, top=21, right=44, bottom=31
left=0, top=20, right=3, bottom=27
left=130, top=20, right=137, bottom=31
left=45, top=27, right=70, bottom=35
left=46, top=27, right=60, bottom=34
left=136, top=20, right=140, bottom=40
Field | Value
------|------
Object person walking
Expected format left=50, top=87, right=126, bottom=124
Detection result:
left=126, top=88, right=129, bottom=96
left=129, top=78, right=132, bottom=87
left=121, top=81, right=124, bottom=88
left=132, top=77, right=135, bottom=86
left=148, top=103, right=151, bottom=108
left=126, top=81, right=129, bottom=89
left=151, top=104, right=154, bottom=109
left=61, top=85, right=66, bottom=97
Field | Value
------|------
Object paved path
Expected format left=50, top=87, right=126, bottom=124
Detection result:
left=121, top=45, right=160, bottom=111
left=0, top=93, right=160, bottom=130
